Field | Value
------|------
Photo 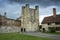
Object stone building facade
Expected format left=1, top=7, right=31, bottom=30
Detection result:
left=0, top=12, right=21, bottom=33
left=0, top=4, right=39, bottom=33
left=17, top=4, right=39, bottom=32
left=41, top=8, right=60, bottom=32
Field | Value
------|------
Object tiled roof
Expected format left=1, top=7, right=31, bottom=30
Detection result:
left=41, top=14, right=60, bottom=24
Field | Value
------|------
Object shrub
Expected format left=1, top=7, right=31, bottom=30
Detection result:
left=49, top=27, right=56, bottom=33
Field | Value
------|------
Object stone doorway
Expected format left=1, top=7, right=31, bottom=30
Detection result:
left=43, top=28, right=45, bottom=32
left=21, top=28, right=26, bottom=32
left=21, top=28, right=23, bottom=32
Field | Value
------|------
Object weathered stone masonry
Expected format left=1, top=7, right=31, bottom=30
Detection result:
left=18, top=4, right=39, bottom=32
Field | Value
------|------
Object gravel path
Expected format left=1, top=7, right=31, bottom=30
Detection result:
left=21, top=32, right=60, bottom=40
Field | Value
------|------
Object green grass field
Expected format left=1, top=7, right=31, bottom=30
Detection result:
left=0, top=33, right=54, bottom=40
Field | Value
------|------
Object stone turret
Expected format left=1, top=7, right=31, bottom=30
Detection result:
left=35, top=6, right=39, bottom=31
left=4, top=12, right=6, bottom=17
left=22, top=6, right=25, bottom=15
left=35, top=6, right=39, bottom=20
left=26, top=4, right=29, bottom=8
left=35, top=6, right=39, bottom=15
left=25, top=4, right=29, bottom=16
left=35, top=6, right=39, bottom=9
left=21, top=6, right=25, bottom=30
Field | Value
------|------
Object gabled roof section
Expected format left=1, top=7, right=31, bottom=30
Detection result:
left=41, top=14, right=60, bottom=24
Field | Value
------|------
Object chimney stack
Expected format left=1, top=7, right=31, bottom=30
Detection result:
left=53, top=8, right=56, bottom=17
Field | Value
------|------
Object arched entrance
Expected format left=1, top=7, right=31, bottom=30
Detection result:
left=21, top=28, right=26, bottom=32
left=43, top=28, right=45, bottom=32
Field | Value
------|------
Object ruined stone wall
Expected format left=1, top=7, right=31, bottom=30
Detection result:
left=0, top=26, right=21, bottom=33
left=0, top=14, right=21, bottom=33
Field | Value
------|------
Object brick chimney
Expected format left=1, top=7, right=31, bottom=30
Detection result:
left=53, top=8, right=56, bottom=17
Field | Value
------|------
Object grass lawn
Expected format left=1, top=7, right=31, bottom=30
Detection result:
left=0, top=33, right=54, bottom=40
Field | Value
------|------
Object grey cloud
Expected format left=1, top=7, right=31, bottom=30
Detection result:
left=8, top=0, right=60, bottom=7
left=0, top=0, right=60, bottom=8
left=8, top=0, right=38, bottom=4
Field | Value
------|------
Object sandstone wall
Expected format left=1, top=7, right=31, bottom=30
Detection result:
left=0, top=26, right=21, bottom=33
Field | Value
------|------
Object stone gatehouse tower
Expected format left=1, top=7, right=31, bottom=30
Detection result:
left=18, top=4, right=39, bottom=32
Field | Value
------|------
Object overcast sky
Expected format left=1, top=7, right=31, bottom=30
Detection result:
left=0, top=0, right=60, bottom=24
